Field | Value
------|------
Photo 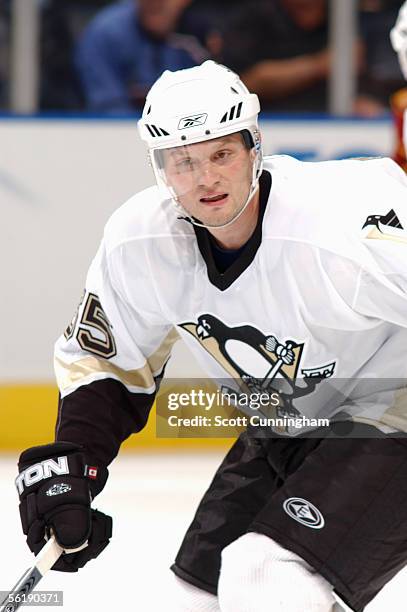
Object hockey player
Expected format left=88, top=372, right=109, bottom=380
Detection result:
left=15, top=61, right=407, bottom=612
left=391, top=0, right=407, bottom=170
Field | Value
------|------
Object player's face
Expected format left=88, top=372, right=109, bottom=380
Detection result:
left=161, top=133, right=255, bottom=227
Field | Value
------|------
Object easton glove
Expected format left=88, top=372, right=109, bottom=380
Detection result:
left=16, top=441, right=112, bottom=572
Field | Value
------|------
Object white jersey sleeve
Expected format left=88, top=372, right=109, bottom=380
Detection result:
left=54, top=217, right=178, bottom=465
left=353, top=218, right=407, bottom=328
left=344, top=159, right=407, bottom=327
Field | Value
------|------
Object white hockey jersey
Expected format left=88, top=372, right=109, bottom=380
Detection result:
left=54, top=156, right=407, bottom=459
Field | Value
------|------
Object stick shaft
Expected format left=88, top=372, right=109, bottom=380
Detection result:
left=0, top=537, right=63, bottom=612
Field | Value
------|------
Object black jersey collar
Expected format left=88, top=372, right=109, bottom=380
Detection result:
left=193, top=170, right=272, bottom=291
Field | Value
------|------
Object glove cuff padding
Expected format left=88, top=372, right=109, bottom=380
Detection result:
left=18, top=442, right=83, bottom=467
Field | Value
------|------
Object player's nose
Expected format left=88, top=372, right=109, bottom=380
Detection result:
left=197, top=160, right=221, bottom=187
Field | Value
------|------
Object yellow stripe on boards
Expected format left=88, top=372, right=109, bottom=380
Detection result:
left=0, top=385, right=232, bottom=452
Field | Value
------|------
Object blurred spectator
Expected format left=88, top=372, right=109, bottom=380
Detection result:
left=389, top=0, right=407, bottom=170
left=75, top=0, right=208, bottom=113
left=0, top=0, right=10, bottom=110
left=359, top=0, right=406, bottom=107
left=40, top=0, right=107, bottom=111
left=220, top=0, right=384, bottom=114
left=178, top=0, right=249, bottom=60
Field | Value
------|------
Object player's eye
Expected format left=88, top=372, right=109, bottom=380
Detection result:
left=213, top=149, right=234, bottom=164
left=175, top=158, right=195, bottom=172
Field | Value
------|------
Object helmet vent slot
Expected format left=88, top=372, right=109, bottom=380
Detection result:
left=146, top=124, right=169, bottom=137
left=220, top=102, right=243, bottom=123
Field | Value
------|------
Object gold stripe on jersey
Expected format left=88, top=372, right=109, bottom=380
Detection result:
left=147, top=327, right=179, bottom=373
left=55, top=327, right=179, bottom=393
left=376, top=387, right=407, bottom=432
left=352, top=388, right=407, bottom=433
left=364, top=226, right=407, bottom=245
left=55, top=355, right=155, bottom=392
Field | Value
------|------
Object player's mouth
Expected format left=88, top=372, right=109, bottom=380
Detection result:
left=199, top=193, right=229, bottom=206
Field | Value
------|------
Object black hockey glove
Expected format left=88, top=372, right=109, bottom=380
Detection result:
left=16, top=441, right=112, bottom=572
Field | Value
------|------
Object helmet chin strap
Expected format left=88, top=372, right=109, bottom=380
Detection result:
left=174, top=181, right=260, bottom=229
left=171, top=153, right=263, bottom=230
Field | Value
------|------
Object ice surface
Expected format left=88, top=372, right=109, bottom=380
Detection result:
left=1, top=453, right=406, bottom=611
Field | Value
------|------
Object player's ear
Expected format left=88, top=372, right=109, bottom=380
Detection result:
left=249, top=146, right=257, bottom=162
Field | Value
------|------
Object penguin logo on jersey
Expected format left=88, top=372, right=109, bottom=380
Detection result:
left=362, top=209, right=407, bottom=244
left=180, top=314, right=335, bottom=417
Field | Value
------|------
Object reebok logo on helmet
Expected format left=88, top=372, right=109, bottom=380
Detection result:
left=178, top=114, right=208, bottom=130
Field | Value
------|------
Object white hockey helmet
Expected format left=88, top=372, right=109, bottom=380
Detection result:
left=138, top=61, right=263, bottom=227
left=391, top=1, right=407, bottom=79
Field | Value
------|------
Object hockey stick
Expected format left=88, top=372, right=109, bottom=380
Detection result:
left=261, top=342, right=294, bottom=390
left=0, top=536, right=63, bottom=612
